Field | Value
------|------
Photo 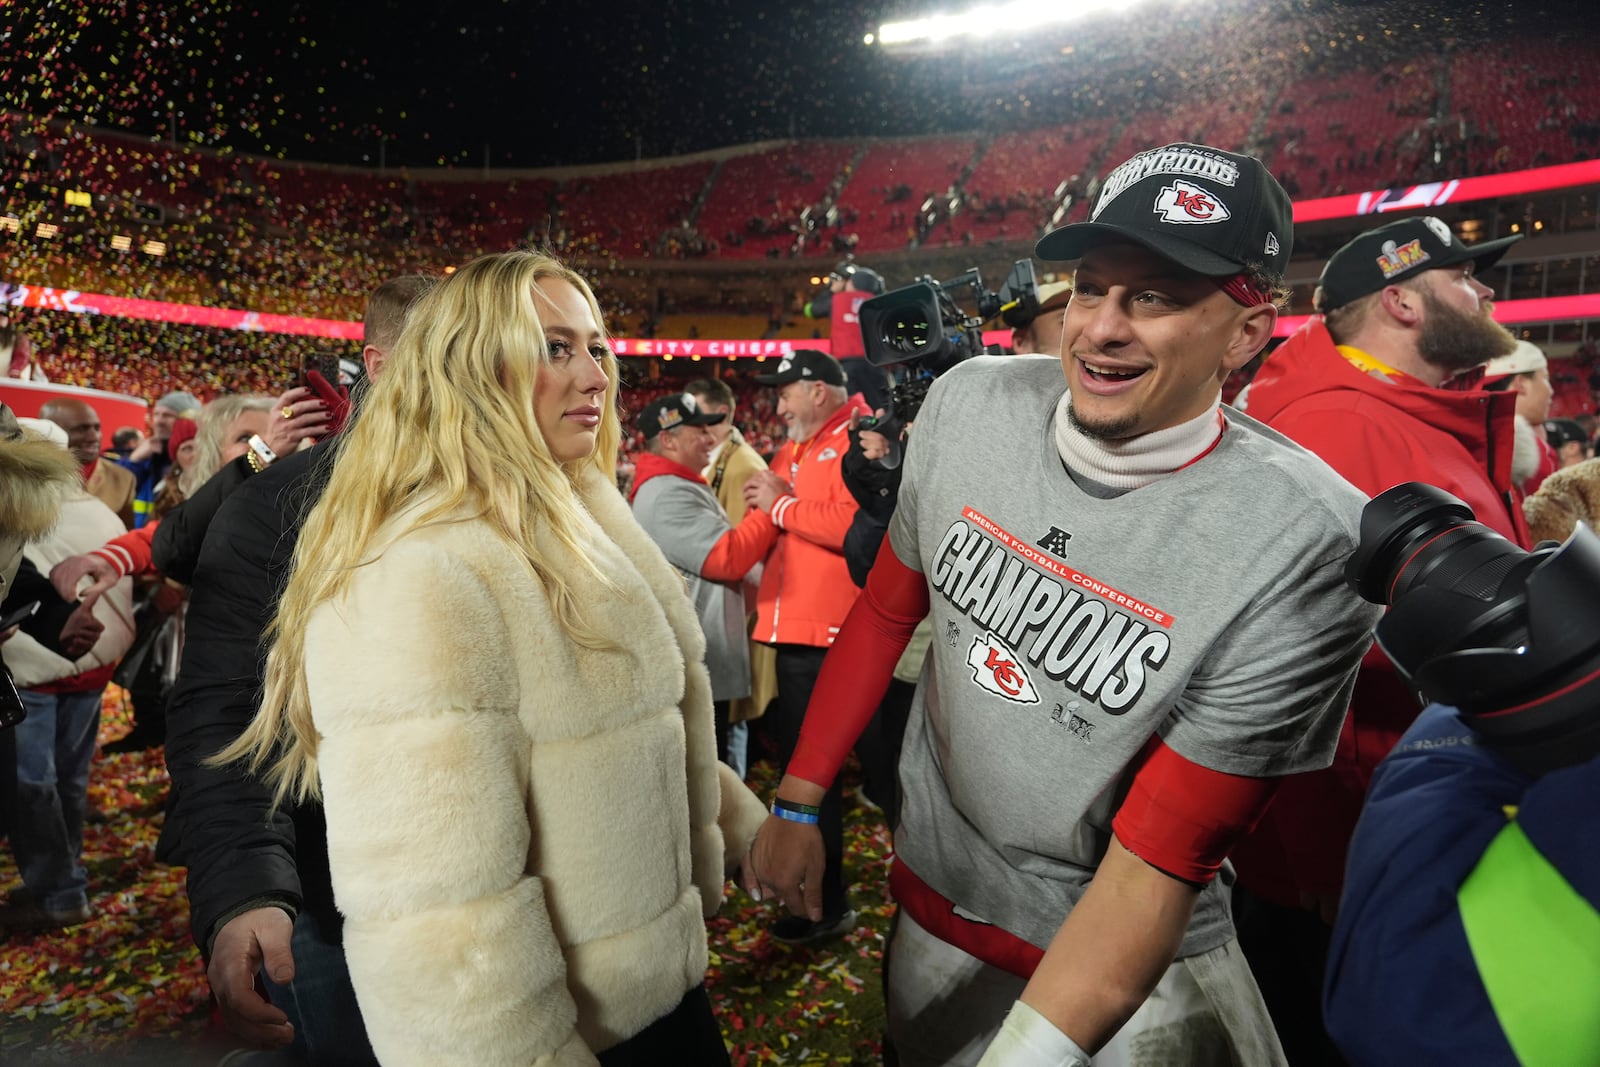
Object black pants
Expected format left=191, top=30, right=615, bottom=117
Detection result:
left=770, top=644, right=848, bottom=919
left=1232, top=885, right=1348, bottom=1067
left=854, top=677, right=915, bottom=835
left=597, top=984, right=729, bottom=1066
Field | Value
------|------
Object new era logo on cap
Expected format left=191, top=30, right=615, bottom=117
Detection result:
left=1035, top=142, right=1292, bottom=278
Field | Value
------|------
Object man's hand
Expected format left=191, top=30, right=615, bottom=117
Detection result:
left=263, top=386, right=331, bottom=458
left=51, top=553, right=119, bottom=603
left=859, top=429, right=892, bottom=462
left=741, top=773, right=830, bottom=921
left=742, top=815, right=828, bottom=922
left=126, top=435, right=163, bottom=462
left=56, top=591, right=104, bottom=660
left=208, top=907, right=297, bottom=1049
left=742, top=470, right=791, bottom=515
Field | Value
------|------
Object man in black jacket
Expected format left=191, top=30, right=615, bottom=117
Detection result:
left=160, top=275, right=428, bottom=1061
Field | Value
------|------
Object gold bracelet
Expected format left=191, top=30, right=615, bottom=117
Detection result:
left=245, top=450, right=267, bottom=474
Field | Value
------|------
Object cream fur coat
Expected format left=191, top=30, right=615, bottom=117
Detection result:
left=303, top=467, right=768, bottom=1066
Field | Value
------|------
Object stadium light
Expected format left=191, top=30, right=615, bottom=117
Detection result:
left=0, top=216, right=20, bottom=234
left=36, top=223, right=58, bottom=239
left=875, top=0, right=1183, bottom=46
left=111, top=234, right=132, bottom=251
left=142, top=240, right=167, bottom=256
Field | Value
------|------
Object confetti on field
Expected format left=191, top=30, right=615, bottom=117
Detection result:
left=2, top=689, right=898, bottom=1064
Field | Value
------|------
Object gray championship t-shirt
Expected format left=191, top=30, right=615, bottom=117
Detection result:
left=632, top=475, right=751, bottom=702
left=887, top=355, right=1380, bottom=959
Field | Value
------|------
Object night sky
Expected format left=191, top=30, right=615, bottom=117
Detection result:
left=3, top=0, right=1595, bottom=170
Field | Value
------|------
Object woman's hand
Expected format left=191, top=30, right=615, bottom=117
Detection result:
left=264, top=386, right=331, bottom=457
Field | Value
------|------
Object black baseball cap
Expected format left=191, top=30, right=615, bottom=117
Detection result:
left=753, top=348, right=846, bottom=387
left=832, top=262, right=885, bottom=294
left=1544, top=418, right=1589, bottom=451
left=636, top=392, right=726, bottom=439
left=1314, top=216, right=1523, bottom=313
left=1036, top=142, right=1292, bottom=278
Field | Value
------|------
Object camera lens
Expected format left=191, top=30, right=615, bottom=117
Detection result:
left=883, top=315, right=933, bottom=354
left=1349, top=482, right=1600, bottom=775
left=1346, top=483, right=1535, bottom=611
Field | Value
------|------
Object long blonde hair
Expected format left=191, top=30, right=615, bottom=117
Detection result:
left=216, top=250, right=623, bottom=806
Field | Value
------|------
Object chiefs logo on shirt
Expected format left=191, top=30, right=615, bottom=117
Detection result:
left=966, top=632, right=1040, bottom=705
left=1154, top=179, right=1232, bottom=225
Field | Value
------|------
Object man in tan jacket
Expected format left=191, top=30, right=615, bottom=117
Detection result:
left=41, top=398, right=136, bottom=529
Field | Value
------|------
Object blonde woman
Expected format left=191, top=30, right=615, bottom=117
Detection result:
left=222, top=250, right=767, bottom=1066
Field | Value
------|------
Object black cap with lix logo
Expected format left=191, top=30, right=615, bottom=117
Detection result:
left=1312, top=215, right=1523, bottom=313
left=636, top=392, right=726, bottom=439
left=1036, top=142, right=1293, bottom=278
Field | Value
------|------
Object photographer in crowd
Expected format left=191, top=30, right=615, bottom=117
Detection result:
left=1326, top=484, right=1600, bottom=1066
left=1233, top=214, right=1528, bottom=1062
left=747, top=142, right=1380, bottom=1065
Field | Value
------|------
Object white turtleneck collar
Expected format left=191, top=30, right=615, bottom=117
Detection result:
left=1053, top=391, right=1226, bottom=491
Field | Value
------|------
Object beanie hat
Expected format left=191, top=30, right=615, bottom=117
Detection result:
left=155, top=391, right=203, bottom=417
left=167, top=417, right=199, bottom=463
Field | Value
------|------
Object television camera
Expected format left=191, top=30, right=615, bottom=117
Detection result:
left=856, top=259, right=1041, bottom=435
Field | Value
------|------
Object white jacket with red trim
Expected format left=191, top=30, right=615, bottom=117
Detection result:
left=754, top=396, right=870, bottom=648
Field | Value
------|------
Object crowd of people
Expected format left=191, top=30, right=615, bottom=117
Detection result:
left=4, top=5, right=1596, bottom=326
left=4, top=124, right=1598, bottom=1067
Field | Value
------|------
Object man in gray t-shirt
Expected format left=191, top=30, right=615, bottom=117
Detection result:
left=747, top=143, right=1381, bottom=1067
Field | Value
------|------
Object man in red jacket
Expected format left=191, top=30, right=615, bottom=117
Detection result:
left=1233, top=214, right=1526, bottom=1064
left=743, top=348, right=870, bottom=945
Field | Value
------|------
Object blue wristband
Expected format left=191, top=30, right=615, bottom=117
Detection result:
left=772, top=804, right=821, bottom=825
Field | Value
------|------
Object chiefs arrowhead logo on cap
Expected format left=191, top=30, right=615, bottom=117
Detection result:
left=1154, top=180, right=1231, bottom=225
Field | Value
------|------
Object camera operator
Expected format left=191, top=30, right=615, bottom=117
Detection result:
left=804, top=260, right=892, bottom=412
left=1325, top=483, right=1600, bottom=1066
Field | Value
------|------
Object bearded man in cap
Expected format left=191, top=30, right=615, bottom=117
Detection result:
left=1232, top=215, right=1529, bottom=1063
left=747, top=143, right=1379, bottom=1066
